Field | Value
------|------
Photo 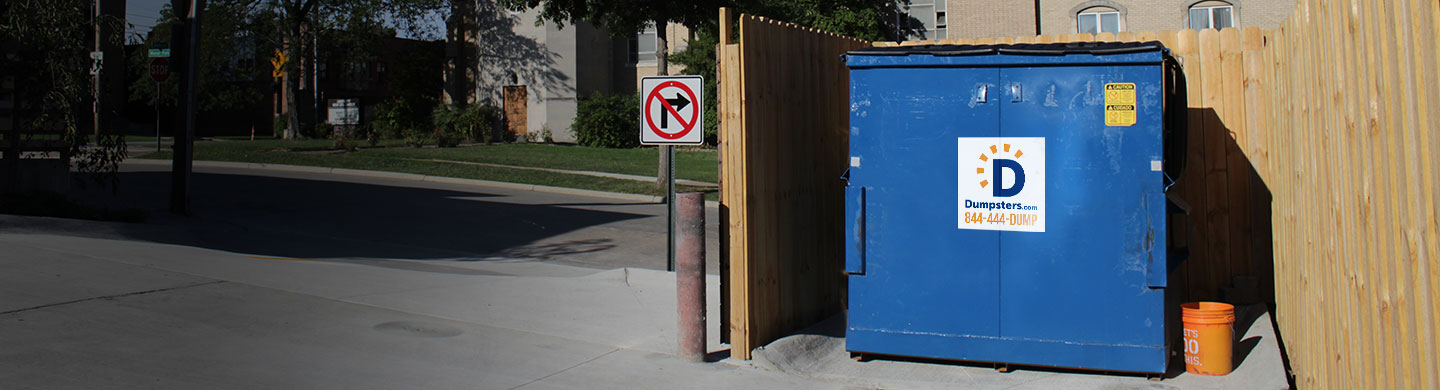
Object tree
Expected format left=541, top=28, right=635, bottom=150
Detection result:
left=264, top=0, right=447, bottom=139
left=1, top=0, right=128, bottom=192
left=740, top=0, right=901, bottom=41
left=493, top=0, right=721, bottom=188
left=130, top=1, right=278, bottom=118
left=666, top=0, right=906, bottom=147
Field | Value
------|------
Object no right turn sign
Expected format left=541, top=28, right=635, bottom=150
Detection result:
left=640, top=76, right=705, bottom=145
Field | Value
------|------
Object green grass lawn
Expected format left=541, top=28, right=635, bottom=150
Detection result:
left=135, top=140, right=719, bottom=198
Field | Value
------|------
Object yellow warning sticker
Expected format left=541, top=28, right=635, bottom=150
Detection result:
left=1104, top=83, right=1137, bottom=126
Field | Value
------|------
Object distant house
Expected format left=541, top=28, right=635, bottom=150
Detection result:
left=444, top=1, right=690, bottom=143
left=899, top=0, right=1295, bottom=40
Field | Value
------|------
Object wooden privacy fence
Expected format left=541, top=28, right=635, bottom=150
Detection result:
left=718, top=0, right=1438, bottom=386
left=716, top=9, right=870, bottom=360
left=1257, top=0, right=1438, bottom=388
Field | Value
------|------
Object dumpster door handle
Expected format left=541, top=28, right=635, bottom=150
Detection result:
left=845, top=186, right=866, bottom=275
left=1146, top=192, right=1170, bottom=288
left=977, top=84, right=988, bottom=103
left=1010, top=82, right=1023, bottom=102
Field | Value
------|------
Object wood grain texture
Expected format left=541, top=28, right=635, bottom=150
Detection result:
left=721, top=13, right=866, bottom=360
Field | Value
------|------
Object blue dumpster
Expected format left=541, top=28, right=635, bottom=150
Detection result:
left=843, top=41, right=1188, bottom=374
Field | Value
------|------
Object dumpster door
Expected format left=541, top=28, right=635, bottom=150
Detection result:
left=847, top=66, right=1003, bottom=355
left=995, top=66, right=1168, bottom=371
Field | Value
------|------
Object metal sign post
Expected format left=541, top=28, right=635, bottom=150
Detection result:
left=156, top=82, right=162, bottom=152
left=639, top=76, right=705, bottom=271
left=151, top=39, right=171, bottom=153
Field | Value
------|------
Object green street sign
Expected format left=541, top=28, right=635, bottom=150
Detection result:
left=149, top=41, right=170, bottom=58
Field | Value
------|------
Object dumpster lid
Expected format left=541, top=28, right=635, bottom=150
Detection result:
left=847, top=41, right=1164, bottom=57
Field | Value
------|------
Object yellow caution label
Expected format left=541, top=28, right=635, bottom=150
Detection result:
left=1104, top=83, right=1137, bottom=126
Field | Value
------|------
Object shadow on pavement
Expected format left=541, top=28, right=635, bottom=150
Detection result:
left=51, top=170, right=649, bottom=262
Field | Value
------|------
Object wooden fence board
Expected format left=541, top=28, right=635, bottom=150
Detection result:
left=1197, top=28, right=1232, bottom=301
left=1404, top=0, right=1434, bottom=385
left=1172, top=29, right=1210, bottom=302
left=1386, top=1, right=1423, bottom=387
left=1220, top=28, right=1251, bottom=298
left=1410, top=1, right=1440, bottom=387
left=1368, top=0, right=1401, bottom=385
left=1328, top=1, right=1359, bottom=384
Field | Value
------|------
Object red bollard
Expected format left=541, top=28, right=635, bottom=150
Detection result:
left=676, top=192, right=706, bottom=362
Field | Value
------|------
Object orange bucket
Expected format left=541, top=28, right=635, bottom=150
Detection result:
left=1181, top=302, right=1236, bottom=375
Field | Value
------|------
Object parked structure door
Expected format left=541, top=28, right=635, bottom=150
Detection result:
left=503, top=86, right=527, bottom=139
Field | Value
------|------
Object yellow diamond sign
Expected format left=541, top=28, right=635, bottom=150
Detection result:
left=271, top=49, right=287, bottom=78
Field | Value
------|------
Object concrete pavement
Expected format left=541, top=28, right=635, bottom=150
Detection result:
left=1, top=162, right=1290, bottom=389
left=3, top=163, right=774, bottom=389
left=0, top=228, right=821, bottom=389
left=752, top=308, right=1290, bottom=390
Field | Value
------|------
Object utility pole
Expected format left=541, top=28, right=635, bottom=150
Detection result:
left=92, top=0, right=101, bottom=138
left=171, top=0, right=204, bottom=215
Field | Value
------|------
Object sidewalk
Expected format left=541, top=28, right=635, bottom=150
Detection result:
left=0, top=218, right=817, bottom=389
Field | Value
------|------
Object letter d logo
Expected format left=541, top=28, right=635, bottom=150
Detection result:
left=992, top=159, right=1025, bottom=197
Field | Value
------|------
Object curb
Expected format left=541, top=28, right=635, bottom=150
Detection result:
left=124, top=159, right=722, bottom=208
left=402, top=158, right=720, bottom=187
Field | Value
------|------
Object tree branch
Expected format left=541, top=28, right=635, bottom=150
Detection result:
left=298, top=0, right=319, bottom=17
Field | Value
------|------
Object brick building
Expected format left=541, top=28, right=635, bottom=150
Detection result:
left=902, top=0, right=1295, bottom=40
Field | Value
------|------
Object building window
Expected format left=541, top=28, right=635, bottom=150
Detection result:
left=631, top=25, right=657, bottom=65
left=901, top=0, right=946, bottom=40
left=1077, top=7, right=1122, bottom=34
left=1189, top=2, right=1235, bottom=30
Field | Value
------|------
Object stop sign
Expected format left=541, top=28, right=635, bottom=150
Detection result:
left=149, top=58, right=170, bottom=83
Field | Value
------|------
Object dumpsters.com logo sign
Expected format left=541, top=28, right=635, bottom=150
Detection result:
left=957, top=137, right=1045, bottom=232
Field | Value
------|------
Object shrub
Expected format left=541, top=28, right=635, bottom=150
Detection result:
left=331, top=125, right=360, bottom=151
left=530, top=124, right=554, bottom=144
left=310, top=122, right=334, bottom=140
left=467, top=104, right=502, bottom=143
left=402, top=129, right=427, bottom=148
left=431, top=105, right=462, bottom=147
left=433, top=103, right=502, bottom=144
left=374, top=97, right=435, bottom=139
left=435, top=127, right=463, bottom=148
left=574, top=93, right=640, bottom=148
left=364, top=125, right=380, bottom=147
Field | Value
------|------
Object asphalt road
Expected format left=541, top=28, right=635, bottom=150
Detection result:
left=63, top=163, right=722, bottom=273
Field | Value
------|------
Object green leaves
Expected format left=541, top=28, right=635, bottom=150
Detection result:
left=492, top=0, right=720, bottom=37
left=574, top=93, right=641, bottom=149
